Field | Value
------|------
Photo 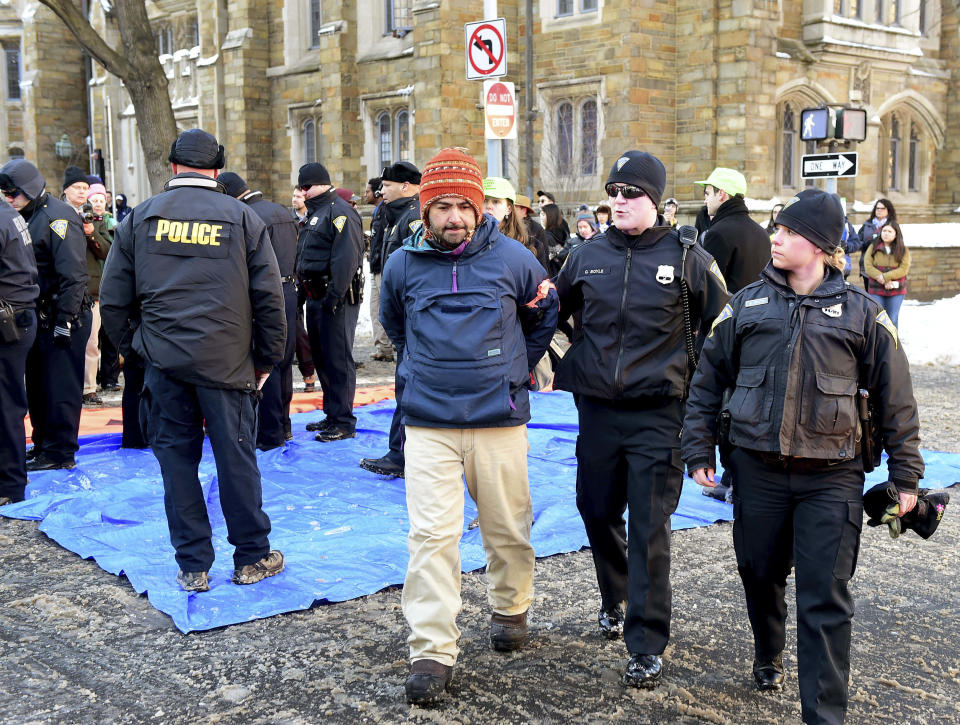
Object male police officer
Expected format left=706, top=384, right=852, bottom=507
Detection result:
left=359, top=161, right=421, bottom=478
left=297, top=162, right=364, bottom=442
left=219, top=172, right=300, bottom=451
left=100, top=129, right=287, bottom=592
left=554, top=150, right=729, bottom=688
left=0, top=198, right=39, bottom=504
left=0, top=160, right=89, bottom=471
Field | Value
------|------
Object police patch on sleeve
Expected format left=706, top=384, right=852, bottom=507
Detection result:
left=708, top=303, right=733, bottom=338
left=332, top=215, right=347, bottom=233
left=408, top=219, right=423, bottom=234
left=876, top=309, right=899, bottom=348
left=709, top=260, right=728, bottom=290
left=49, top=219, right=69, bottom=239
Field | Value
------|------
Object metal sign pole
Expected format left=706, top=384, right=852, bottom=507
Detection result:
left=484, top=0, right=503, bottom=178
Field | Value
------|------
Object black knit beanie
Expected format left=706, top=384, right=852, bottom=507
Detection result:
left=605, top=151, right=667, bottom=209
left=775, top=189, right=844, bottom=253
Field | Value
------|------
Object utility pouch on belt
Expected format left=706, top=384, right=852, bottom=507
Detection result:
left=858, top=388, right=881, bottom=473
left=348, top=268, right=365, bottom=305
left=0, top=300, right=20, bottom=343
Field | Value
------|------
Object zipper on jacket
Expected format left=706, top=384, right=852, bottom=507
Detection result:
left=781, top=303, right=807, bottom=455
left=614, top=247, right=633, bottom=395
left=452, top=260, right=459, bottom=292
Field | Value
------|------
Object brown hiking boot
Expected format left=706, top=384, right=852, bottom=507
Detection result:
left=232, top=550, right=284, bottom=585
left=177, top=570, right=210, bottom=593
left=405, top=659, right=453, bottom=705
left=490, top=610, right=528, bottom=652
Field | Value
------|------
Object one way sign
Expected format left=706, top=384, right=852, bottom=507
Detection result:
left=801, top=152, right=858, bottom=179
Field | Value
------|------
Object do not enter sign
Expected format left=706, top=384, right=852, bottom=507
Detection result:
left=484, top=80, right=517, bottom=140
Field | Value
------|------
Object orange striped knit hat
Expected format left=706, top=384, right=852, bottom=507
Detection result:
left=419, top=147, right=485, bottom=226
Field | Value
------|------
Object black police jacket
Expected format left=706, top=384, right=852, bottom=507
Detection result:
left=367, top=201, right=387, bottom=274
left=554, top=223, right=730, bottom=400
left=21, top=193, right=88, bottom=324
left=700, top=196, right=770, bottom=294
left=0, top=202, right=39, bottom=308
left=296, top=188, right=363, bottom=302
left=380, top=194, right=422, bottom=264
left=682, top=262, right=924, bottom=492
left=100, top=173, right=286, bottom=390
left=240, top=191, right=299, bottom=278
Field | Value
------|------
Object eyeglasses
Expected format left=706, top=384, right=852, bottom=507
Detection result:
left=605, top=183, right=647, bottom=200
left=875, top=205, right=886, bottom=210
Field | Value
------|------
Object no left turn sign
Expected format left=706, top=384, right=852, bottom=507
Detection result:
left=465, top=18, right=507, bottom=80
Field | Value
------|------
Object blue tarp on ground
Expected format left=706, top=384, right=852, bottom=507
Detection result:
left=3, top=392, right=959, bottom=632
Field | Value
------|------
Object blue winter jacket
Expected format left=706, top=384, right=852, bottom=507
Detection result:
left=380, top=213, right=558, bottom=428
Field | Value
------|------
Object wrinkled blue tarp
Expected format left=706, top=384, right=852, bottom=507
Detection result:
left=3, top=392, right=958, bottom=632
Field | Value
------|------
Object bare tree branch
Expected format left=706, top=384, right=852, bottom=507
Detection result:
left=37, top=0, right=130, bottom=80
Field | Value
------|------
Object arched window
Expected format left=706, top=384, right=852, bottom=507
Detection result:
left=302, top=119, right=316, bottom=164
left=396, top=109, right=410, bottom=161
left=781, top=104, right=795, bottom=188
left=581, top=99, right=598, bottom=176
left=378, top=112, right=392, bottom=169
left=888, top=116, right=900, bottom=191
left=908, top=123, right=920, bottom=192
left=7, top=146, right=24, bottom=161
left=556, top=102, right=573, bottom=176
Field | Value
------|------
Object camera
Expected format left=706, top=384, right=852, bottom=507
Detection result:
left=81, top=202, right=96, bottom=224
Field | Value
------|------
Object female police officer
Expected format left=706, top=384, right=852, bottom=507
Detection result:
left=681, top=189, right=924, bottom=725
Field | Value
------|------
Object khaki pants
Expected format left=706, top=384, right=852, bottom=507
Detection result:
left=83, top=300, right=100, bottom=395
left=402, top=424, right=534, bottom=666
left=370, top=273, right=391, bottom=354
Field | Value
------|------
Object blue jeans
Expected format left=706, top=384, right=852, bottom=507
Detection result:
left=868, top=293, right=905, bottom=328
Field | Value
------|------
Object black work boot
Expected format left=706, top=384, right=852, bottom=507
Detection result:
left=490, top=611, right=528, bottom=652
left=598, top=605, right=624, bottom=640
left=623, top=654, right=663, bottom=688
left=359, top=454, right=404, bottom=477
left=753, top=654, right=785, bottom=691
left=305, top=417, right=333, bottom=432
left=405, top=659, right=453, bottom=705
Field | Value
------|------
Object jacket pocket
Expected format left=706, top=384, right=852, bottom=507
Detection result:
left=401, top=366, right=512, bottom=426
left=802, top=372, right=857, bottom=437
left=833, top=500, right=863, bottom=580
left=728, top=366, right=772, bottom=422
left=410, top=288, right=503, bottom=363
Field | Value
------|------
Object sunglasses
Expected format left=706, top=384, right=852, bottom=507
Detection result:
left=298, top=184, right=313, bottom=192
left=1, top=188, right=18, bottom=197
left=605, top=183, right=647, bottom=200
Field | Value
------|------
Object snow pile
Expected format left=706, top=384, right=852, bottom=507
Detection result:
left=900, top=294, right=960, bottom=366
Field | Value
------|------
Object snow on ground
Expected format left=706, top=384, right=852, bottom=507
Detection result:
left=899, top=293, right=960, bottom=366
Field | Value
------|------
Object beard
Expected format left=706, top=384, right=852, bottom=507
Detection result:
left=428, top=221, right=475, bottom=250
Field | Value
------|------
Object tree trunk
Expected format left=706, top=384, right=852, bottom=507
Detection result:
left=38, top=0, right=178, bottom=194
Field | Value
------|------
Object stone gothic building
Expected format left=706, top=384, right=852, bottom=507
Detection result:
left=3, top=0, right=959, bottom=222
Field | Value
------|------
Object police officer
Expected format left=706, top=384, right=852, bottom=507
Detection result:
left=100, top=129, right=287, bottom=592
left=0, top=198, right=39, bottom=504
left=359, top=161, right=421, bottom=478
left=0, top=160, right=90, bottom=471
left=296, top=163, right=364, bottom=442
left=219, top=172, right=300, bottom=451
left=553, top=150, right=729, bottom=688
left=682, top=189, right=924, bottom=724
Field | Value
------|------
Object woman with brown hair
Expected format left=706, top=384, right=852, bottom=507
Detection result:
left=864, top=219, right=910, bottom=327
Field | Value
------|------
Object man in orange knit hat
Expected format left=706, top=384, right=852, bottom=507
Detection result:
left=380, top=147, right=558, bottom=705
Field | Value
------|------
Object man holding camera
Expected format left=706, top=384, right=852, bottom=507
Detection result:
left=79, top=183, right=112, bottom=406
left=296, top=163, right=365, bottom=442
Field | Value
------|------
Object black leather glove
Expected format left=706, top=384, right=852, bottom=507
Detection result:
left=53, top=319, right=72, bottom=349
left=321, top=294, right=342, bottom=315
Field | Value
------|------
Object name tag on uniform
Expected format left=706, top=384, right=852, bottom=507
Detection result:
left=744, top=297, right=769, bottom=307
left=148, top=218, right=230, bottom=258
left=583, top=268, right=607, bottom=275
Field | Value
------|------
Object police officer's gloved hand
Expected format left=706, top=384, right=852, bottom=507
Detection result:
left=53, top=318, right=72, bottom=349
left=864, top=481, right=902, bottom=538
left=321, top=294, right=343, bottom=315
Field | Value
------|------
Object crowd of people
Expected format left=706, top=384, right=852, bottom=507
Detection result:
left=0, top=129, right=937, bottom=725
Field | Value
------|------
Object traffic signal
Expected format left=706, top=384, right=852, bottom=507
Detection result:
left=800, top=108, right=832, bottom=141
left=836, top=108, right=867, bottom=141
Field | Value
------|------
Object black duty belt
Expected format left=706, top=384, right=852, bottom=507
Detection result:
left=745, top=448, right=852, bottom=473
left=281, top=275, right=296, bottom=283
